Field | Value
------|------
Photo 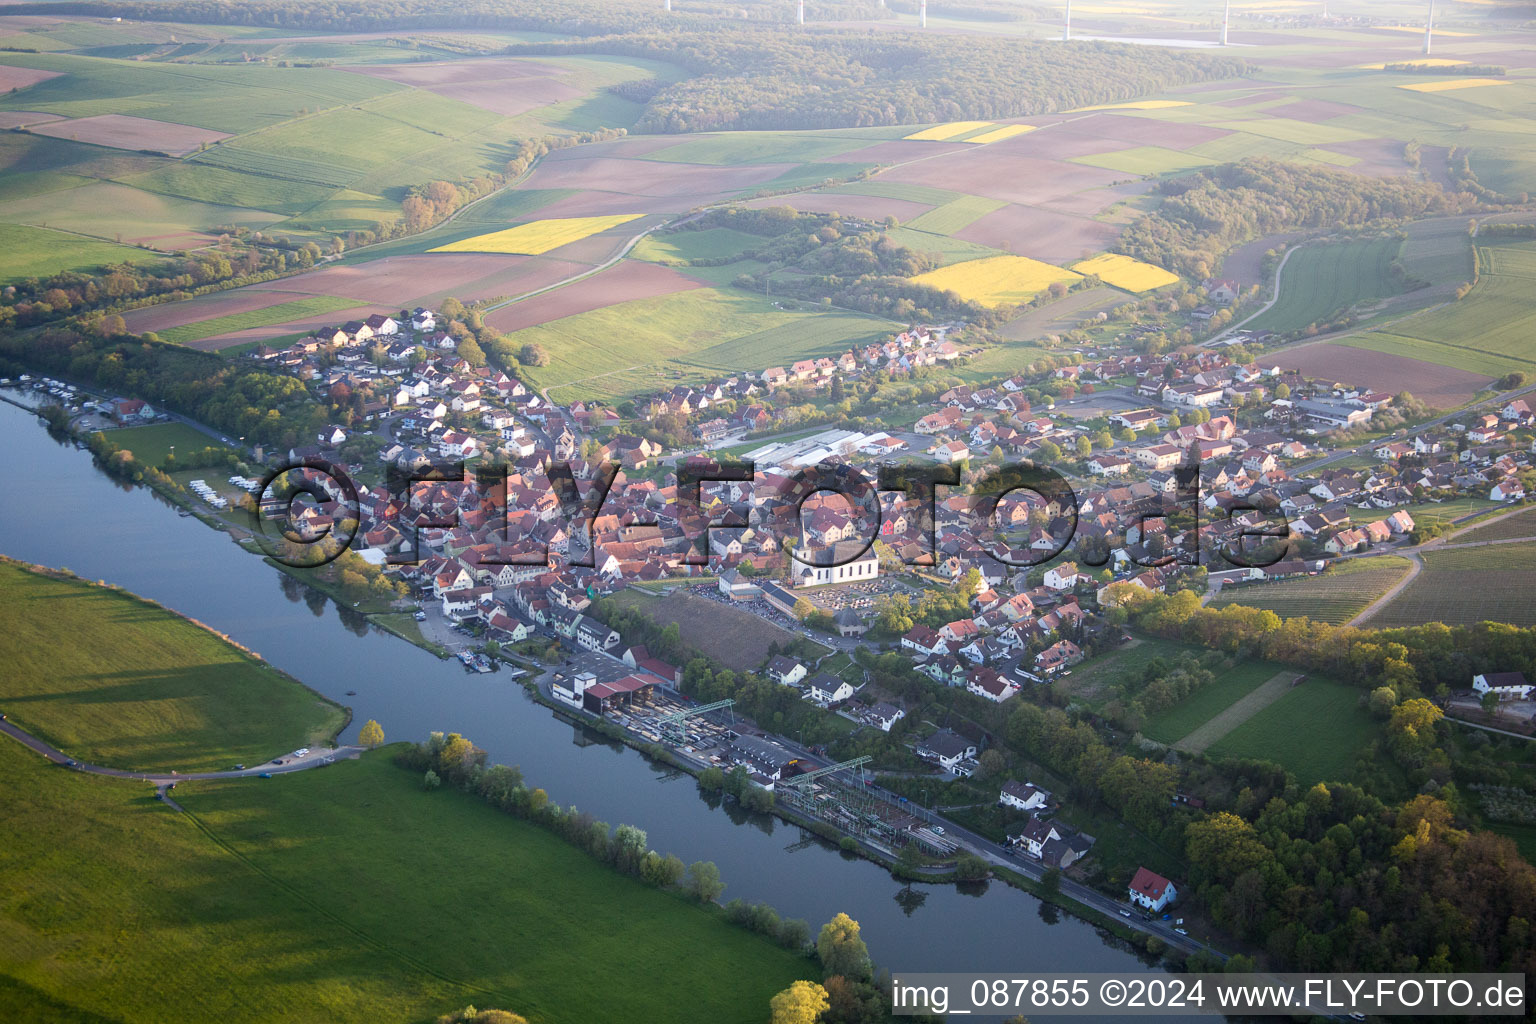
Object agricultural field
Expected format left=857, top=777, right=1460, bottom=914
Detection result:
left=1206, top=676, right=1379, bottom=787
left=503, top=286, right=892, bottom=402
left=1069, top=145, right=1216, bottom=176
left=610, top=589, right=814, bottom=672
left=1072, top=252, right=1180, bottom=292
left=0, top=222, right=154, bottom=279
left=1449, top=506, right=1536, bottom=543
left=905, top=121, right=995, bottom=141
left=1286, top=338, right=1496, bottom=408
left=1363, top=241, right=1536, bottom=368
left=904, top=195, right=1007, bottom=235
left=0, top=560, right=341, bottom=773
left=1372, top=541, right=1536, bottom=628
left=0, top=742, right=810, bottom=1024
left=964, top=125, right=1035, bottom=145
left=910, top=254, right=1081, bottom=307
left=429, top=214, right=643, bottom=255
left=1247, top=236, right=1407, bottom=334
left=1142, top=660, right=1292, bottom=746
left=157, top=295, right=366, bottom=345
left=1209, top=556, right=1415, bottom=625
left=631, top=227, right=766, bottom=265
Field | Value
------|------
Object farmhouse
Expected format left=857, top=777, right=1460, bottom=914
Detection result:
left=1472, top=672, right=1533, bottom=702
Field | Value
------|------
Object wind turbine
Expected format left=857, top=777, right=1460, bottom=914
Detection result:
left=1423, top=0, right=1435, bottom=55
left=798, top=0, right=805, bottom=25
left=1221, top=0, right=1230, bottom=46
left=920, top=0, right=927, bottom=28
left=1065, top=0, right=1072, bottom=42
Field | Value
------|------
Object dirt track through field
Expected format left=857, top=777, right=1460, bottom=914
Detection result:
left=1173, top=670, right=1302, bottom=755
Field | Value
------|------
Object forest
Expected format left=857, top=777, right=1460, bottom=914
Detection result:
left=662, top=206, right=1022, bottom=323
left=1117, top=159, right=1461, bottom=280
left=20, top=1, right=1248, bottom=132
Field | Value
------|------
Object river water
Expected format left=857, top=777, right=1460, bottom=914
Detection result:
left=2, top=398, right=1192, bottom=1002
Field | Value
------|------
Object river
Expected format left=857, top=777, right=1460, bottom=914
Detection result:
left=2, top=398, right=1193, bottom=1007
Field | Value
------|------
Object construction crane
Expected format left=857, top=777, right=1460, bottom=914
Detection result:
left=657, top=699, right=734, bottom=744
left=779, top=755, right=873, bottom=791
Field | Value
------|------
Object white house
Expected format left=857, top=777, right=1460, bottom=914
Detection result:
left=866, top=701, right=905, bottom=732
left=1043, top=563, right=1082, bottom=592
left=999, top=780, right=1049, bottom=812
left=767, top=656, right=807, bottom=687
left=805, top=673, right=855, bottom=706
left=1472, top=672, right=1533, bottom=702
left=1128, top=867, right=1177, bottom=912
left=917, top=729, right=977, bottom=771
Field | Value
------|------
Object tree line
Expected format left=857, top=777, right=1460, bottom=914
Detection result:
left=1, top=325, right=327, bottom=451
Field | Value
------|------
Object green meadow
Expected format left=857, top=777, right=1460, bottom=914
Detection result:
left=0, top=742, right=811, bottom=1024
left=0, top=222, right=154, bottom=279
left=0, top=560, right=341, bottom=772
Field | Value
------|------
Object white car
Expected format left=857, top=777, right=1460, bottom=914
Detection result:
left=293, top=748, right=310, bottom=757
left=931, top=825, right=945, bottom=836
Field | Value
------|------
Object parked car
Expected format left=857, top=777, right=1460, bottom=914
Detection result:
left=259, top=772, right=273, bottom=779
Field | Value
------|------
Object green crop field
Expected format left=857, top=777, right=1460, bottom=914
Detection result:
left=158, top=295, right=366, bottom=345
left=1209, top=556, right=1414, bottom=625
left=510, top=287, right=891, bottom=401
left=1249, top=236, right=1406, bottom=334
left=0, top=222, right=155, bottom=281
left=119, top=163, right=338, bottom=216
left=0, top=560, right=341, bottom=772
left=1209, top=117, right=1371, bottom=146
left=0, top=180, right=282, bottom=243
left=632, top=227, right=767, bottom=264
left=0, top=742, right=809, bottom=1024
left=1142, top=659, right=1288, bottom=746
left=1355, top=241, right=1536, bottom=366
left=905, top=195, right=1006, bottom=235
left=0, top=52, right=401, bottom=133
left=1206, top=676, right=1378, bottom=786
left=1070, top=145, right=1217, bottom=176
left=1328, top=331, right=1531, bottom=379
left=825, top=180, right=961, bottom=206
left=639, top=132, right=867, bottom=166
left=1373, top=541, right=1536, bottom=628
left=1449, top=506, right=1536, bottom=543
left=883, top=226, right=999, bottom=267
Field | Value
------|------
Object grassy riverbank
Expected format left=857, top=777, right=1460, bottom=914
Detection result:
left=0, top=742, right=812, bottom=1024
left=0, top=558, right=345, bottom=772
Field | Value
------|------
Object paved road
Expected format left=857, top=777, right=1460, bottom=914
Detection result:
left=1210, top=243, right=1299, bottom=344
left=0, top=717, right=361, bottom=784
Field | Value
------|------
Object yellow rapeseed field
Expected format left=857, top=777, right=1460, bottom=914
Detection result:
left=911, top=255, right=1081, bottom=308
left=1398, top=78, right=1510, bottom=93
left=904, top=121, right=994, bottom=141
left=964, top=124, right=1036, bottom=145
left=430, top=214, right=642, bottom=255
left=1068, top=100, right=1192, bottom=112
left=1071, top=253, right=1179, bottom=293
